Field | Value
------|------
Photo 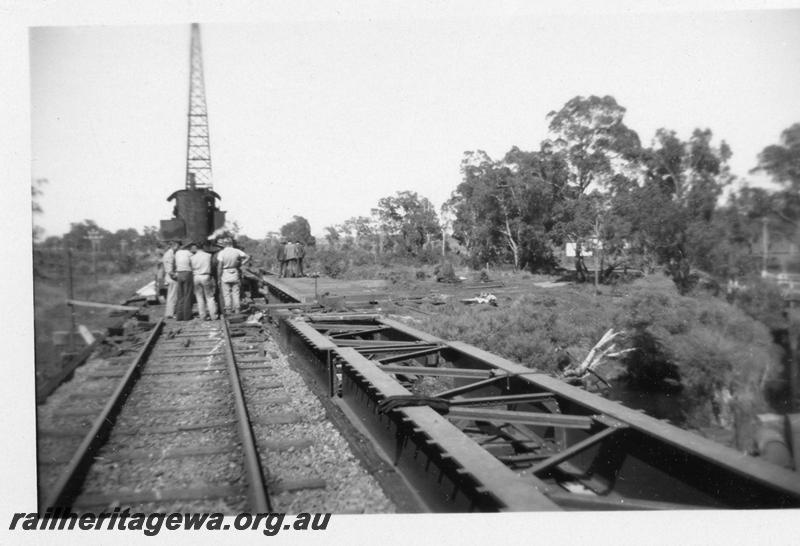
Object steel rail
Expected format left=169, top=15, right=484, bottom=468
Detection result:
left=220, top=317, right=272, bottom=512
left=44, top=319, right=165, bottom=510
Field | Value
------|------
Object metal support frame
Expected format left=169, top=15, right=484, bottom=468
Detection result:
left=185, top=23, right=213, bottom=189
left=269, top=294, right=800, bottom=509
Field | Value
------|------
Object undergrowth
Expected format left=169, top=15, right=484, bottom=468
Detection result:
left=411, top=273, right=780, bottom=442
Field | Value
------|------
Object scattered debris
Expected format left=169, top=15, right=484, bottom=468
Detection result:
left=561, top=328, right=632, bottom=388
left=460, top=293, right=498, bottom=306
left=135, top=280, right=158, bottom=299
left=246, top=311, right=264, bottom=324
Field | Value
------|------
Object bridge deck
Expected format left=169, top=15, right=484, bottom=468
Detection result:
left=262, top=276, right=389, bottom=303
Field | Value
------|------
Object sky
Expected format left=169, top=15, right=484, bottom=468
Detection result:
left=26, top=5, right=800, bottom=240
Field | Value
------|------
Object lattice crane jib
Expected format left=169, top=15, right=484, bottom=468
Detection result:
left=186, top=23, right=213, bottom=189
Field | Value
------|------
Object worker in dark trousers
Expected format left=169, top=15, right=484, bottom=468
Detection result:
left=295, top=240, right=305, bottom=277
left=174, top=242, right=194, bottom=321
left=284, top=240, right=297, bottom=278
left=277, top=238, right=287, bottom=277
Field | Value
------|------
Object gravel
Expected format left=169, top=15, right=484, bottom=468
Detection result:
left=36, top=317, right=396, bottom=514
left=247, top=335, right=396, bottom=513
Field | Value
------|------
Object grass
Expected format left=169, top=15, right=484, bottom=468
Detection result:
left=33, top=268, right=155, bottom=382
left=402, top=271, right=781, bottom=445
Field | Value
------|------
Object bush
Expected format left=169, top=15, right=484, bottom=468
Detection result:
left=434, top=261, right=458, bottom=283
left=406, top=273, right=781, bottom=444
left=729, top=278, right=787, bottom=331
left=313, top=248, right=348, bottom=278
left=116, top=253, right=138, bottom=274
left=415, top=289, right=612, bottom=374
left=615, top=289, right=780, bottom=434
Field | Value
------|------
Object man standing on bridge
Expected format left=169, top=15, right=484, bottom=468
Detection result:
left=295, top=239, right=305, bottom=277
left=189, top=241, right=217, bottom=321
left=216, top=237, right=250, bottom=315
left=161, top=240, right=180, bottom=319
left=174, top=242, right=195, bottom=321
left=277, top=238, right=287, bottom=278
left=284, top=240, right=297, bottom=278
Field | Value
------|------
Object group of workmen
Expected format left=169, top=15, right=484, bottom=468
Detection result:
left=161, top=237, right=250, bottom=321
left=276, top=239, right=305, bottom=278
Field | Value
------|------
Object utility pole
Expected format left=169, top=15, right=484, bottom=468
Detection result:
left=87, top=228, right=102, bottom=284
left=65, top=246, right=76, bottom=356
left=186, top=22, right=213, bottom=189
left=762, top=217, right=769, bottom=274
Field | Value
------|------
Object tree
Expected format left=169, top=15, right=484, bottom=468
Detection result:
left=544, top=96, right=643, bottom=284
left=280, top=215, right=316, bottom=246
left=339, top=216, right=377, bottom=250
left=635, top=128, right=734, bottom=291
left=448, top=148, right=567, bottom=271
left=750, top=123, right=800, bottom=238
left=751, top=123, right=800, bottom=192
left=372, top=191, right=440, bottom=256
left=545, top=95, right=642, bottom=195
left=62, top=220, right=110, bottom=251
left=140, top=226, right=161, bottom=250
left=31, top=178, right=47, bottom=242
left=323, top=226, right=340, bottom=247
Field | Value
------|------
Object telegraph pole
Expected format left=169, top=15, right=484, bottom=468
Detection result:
left=65, top=246, right=76, bottom=355
left=87, top=229, right=102, bottom=284
left=762, top=217, right=769, bottom=274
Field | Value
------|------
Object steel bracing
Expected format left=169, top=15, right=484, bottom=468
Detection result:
left=185, top=23, right=213, bottom=189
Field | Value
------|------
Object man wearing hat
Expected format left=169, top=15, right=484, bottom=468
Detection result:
left=161, top=240, right=180, bottom=318
left=189, top=241, right=217, bottom=320
left=174, top=241, right=195, bottom=321
left=216, top=237, right=250, bottom=315
left=277, top=238, right=287, bottom=278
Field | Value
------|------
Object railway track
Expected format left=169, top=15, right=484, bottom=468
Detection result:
left=37, top=316, right=340, bottom=513
left=262, top=276, right=800, bottom=511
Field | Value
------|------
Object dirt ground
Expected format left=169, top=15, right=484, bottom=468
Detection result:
left=33, top=268, right=155, bottom=384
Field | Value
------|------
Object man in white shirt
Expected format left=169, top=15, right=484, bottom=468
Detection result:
left=216, top=237, right=250, bottom=314
left=174, top=242, right=194, bottom=321
left=161, top=240, right=180, bottom=318
left=284, top=241, right=297, bottom=278
left=189, top=242, right=217, bottom=320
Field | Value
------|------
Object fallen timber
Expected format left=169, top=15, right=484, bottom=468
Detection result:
left=266, top=290, right=800, bottom=511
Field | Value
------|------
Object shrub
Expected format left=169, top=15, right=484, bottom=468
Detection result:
left=614, top=289, right=780, bottom=434
left=730, top=278, right=787, bottom=331
left=116, top=253, right=138, bottom=274
left=313, top=248, right=348, bottom=278
left=434, top=261, right=458, bottom=283
left=405, top=273, right=781, bottom=445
